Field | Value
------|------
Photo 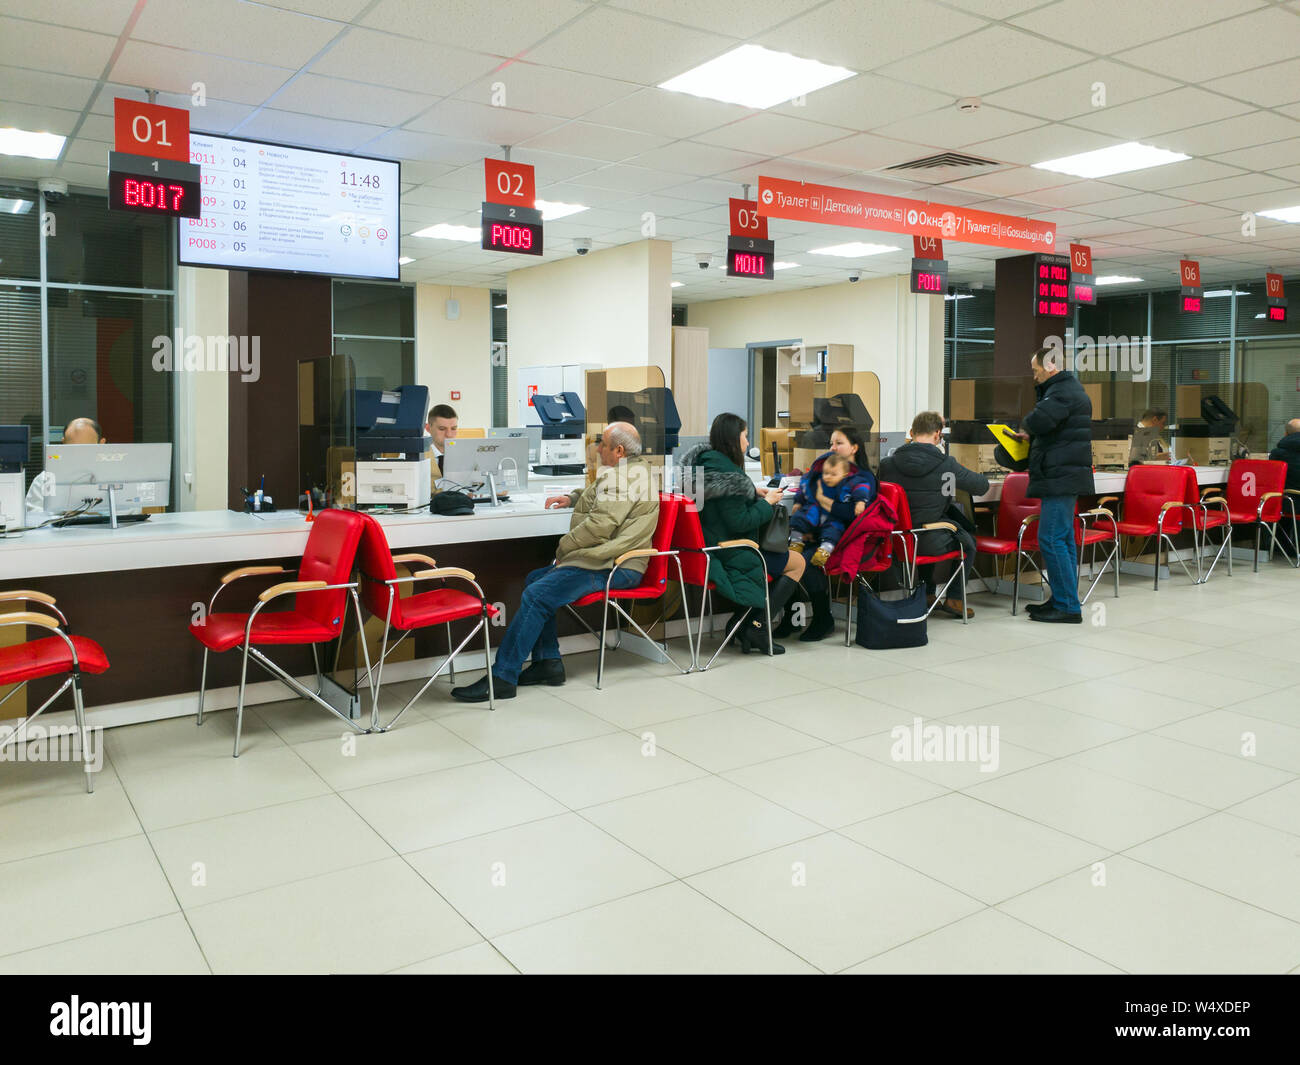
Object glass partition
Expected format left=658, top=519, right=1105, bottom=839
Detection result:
left=584, top=365, right=671, bottom=483
left=298, top=353, right=358, bottom=509
left=788, top=369, right=881, bottom=472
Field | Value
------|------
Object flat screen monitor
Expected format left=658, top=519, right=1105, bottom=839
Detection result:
left=179, top=132, right=400, bottom=280
left=43, top=443, right=172, bottom=515
left=489, top=427, right=542, bottom=465
left=441, top=436, right=530, bottom=493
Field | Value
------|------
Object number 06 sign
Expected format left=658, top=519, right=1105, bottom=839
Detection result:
left=113, top=98, right=190, bottom=164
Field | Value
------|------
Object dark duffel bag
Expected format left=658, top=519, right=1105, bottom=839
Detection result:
left=854, top=582, right=928, bottom=650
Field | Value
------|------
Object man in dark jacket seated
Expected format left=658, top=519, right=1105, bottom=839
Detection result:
left=1270, top=418, right=1300, bottom=554
left=1002, top=347, right=1096, bottom=624
left=879, top=411, right=989, bottom=619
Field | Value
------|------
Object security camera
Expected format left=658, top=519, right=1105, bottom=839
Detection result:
left=574, top=237, right=592, bottom=256
left=38, top=177, right=68, bottom=202
left=848, top=271, right=861, bottom=283
left=696, top=252, right=712, bottom=270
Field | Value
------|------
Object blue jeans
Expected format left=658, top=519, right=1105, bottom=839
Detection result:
left=1038, top=495, right=1080, bottom=614
left=492, top=563, right=640, bottom=684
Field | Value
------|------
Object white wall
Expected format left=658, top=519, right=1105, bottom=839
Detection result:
left=415, top=284, right=492, bottom=429
left=507, top=239, right=673, bottom=379
left=687, top=276, right=946, bottom=433
left=175, top=266, right=229, bottom=512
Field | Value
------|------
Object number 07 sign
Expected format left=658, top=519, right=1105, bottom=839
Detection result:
left=113, top=98, right=190, bottom=164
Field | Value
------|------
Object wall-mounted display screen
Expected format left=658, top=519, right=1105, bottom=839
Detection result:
left=179, top=132, right=399, bottom=280
left=1032, top=253, right=1071, bottom=318
left=909, top=257, right=947, bottom=294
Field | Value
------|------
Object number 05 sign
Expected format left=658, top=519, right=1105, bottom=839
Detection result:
left=113, top=98, right=190, bottom=163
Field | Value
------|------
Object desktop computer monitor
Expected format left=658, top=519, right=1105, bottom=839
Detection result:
left=441, top=436, right=530, bottom=494
left=488, top=426, right=542, bottom=465
left=43, top=443, right=172, bottom=515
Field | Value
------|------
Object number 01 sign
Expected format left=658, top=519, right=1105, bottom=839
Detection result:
left=113, top=98, right=190, bottom=164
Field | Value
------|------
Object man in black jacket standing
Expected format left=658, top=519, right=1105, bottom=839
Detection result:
left=1008, top=347, right=1095, bottom=624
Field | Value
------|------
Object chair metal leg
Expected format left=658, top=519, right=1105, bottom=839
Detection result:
left=447, top=622, right=455, bottom=682
left=844, top=577, right=853, bottom=647
left=310, top=644, right=323, bottom=697
left=197, top=648, right=209, bottom=726
left=483, top=611, right=495, bottom=710
left=233, top=641, right=251, bottom=758
left=1254, top=521, right=1262, bottom=573
left=596, top=595, right=611, bottom=690
left=72, top=677, right=94, bottom=793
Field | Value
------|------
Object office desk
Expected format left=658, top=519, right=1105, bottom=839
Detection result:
left=972, top=465, right=1228, bottom=503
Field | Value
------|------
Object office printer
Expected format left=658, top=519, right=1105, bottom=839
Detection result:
left=532, top=392, right=587, bottom=475
left=0, top=425, right=28, bottom=529
left=351, top=384, right=432, bottom=508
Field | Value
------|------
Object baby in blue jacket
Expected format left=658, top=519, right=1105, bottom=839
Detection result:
left=789, top=453, right=877, bottom=566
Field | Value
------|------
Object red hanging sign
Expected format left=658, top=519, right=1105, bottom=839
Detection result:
left=485, top=159, right=536, bottom=207
left=1266, top=272, right=1285, bottom=299
left=1069, top=243, right=1093, bottom=275
left=913, top=234, right=942, bottom=259
left=729, top=198, right=768, bottom=239
left=113, top=98, right=190, bottom=163
left=1179, top=259, right=1201, bottom=287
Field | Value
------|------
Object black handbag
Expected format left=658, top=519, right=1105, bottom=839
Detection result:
left=759, top=501, right=791, bottom=552
left=855, top=582, right=928, bottom=649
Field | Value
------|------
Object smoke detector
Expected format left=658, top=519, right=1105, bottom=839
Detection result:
left=956, top=97, right=981, bottom=112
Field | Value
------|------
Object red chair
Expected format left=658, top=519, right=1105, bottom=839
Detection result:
left=1198, top=459, right=1294, bottom=579
left=190, top=508, right=371, bottom=757
left=671, top=494, right=775, bottom=669
left=1100, top=465, right=1199, bottom=590
left=356, top=514, right=499, bottom=729
left=565, top=492, right=689, bottom=689
left=0, top=591, right=105, bottom=791
left=884, top=482, right=969, bottom=624
left=825, top=496, right=900, bottom=647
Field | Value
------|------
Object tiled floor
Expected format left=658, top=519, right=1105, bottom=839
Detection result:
left=3, top=561, right=1299, bottom=974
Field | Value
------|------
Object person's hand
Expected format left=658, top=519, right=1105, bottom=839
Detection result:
left=1011, top=431, right=1030, bottom=441
left=544, top=494, right=573, bottom=509
left=855, top=500, right=866, bottom=514
left=763, top=487, right=784, bottom=504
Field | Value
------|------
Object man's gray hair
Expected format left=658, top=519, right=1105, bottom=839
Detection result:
left=604, top=421, right=641, bottom=457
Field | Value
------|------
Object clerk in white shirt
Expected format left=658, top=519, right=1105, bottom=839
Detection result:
left=425, top=404, right=458, bottom=476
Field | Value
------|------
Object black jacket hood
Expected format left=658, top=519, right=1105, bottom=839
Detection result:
left=886, top=441, right=948, bottom=478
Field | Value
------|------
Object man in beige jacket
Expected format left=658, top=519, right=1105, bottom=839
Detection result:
left=452, top=422, right=659, bottom=701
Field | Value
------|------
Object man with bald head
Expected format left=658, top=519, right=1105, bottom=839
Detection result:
left=63, top=417, right=105, bottom=444
left=1270, top=418, right=1300, bottom=492
left=452, top=421, right=660, bottom=701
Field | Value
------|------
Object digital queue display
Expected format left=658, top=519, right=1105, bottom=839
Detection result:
left=107, top=151, right=201, bottom=219
left=1267, top=303, right=1287, bottom=323
left=726, top=235, right=775, bottom=279
left=1033, top=253, right=1071, bottom=318
left=178, top=133, right=400, bottom=281
left=909, top=257, right=947, bottom=295
left=482, top=201, right=543, bottom=256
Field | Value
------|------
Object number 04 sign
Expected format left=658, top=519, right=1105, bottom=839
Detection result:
left=113, top=98, right=190, bottom=164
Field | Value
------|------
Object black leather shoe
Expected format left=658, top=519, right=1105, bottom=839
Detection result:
left=1024, top=599, right=1058, bottom=615
left=451, top=675, right=515, bottom=702
left=518, top=659, right=565, bottom=686
left=798, top=612, right=836, bottom=642
left=1028, top=608, right=1082, bottom=624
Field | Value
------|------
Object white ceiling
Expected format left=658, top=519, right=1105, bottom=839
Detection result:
left=2, top=0, right=1299, bottom=299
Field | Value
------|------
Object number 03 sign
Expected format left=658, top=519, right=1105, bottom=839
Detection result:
left=113, top=98, right=190, bottom=163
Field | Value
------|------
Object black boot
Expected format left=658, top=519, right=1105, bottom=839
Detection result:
left=799, top=568, right=835, bottom=642
left=766, top=576, right=802, bottom=638
left=736, top=617, right=785, bottom=655
left=518, top=658, right=565, bottom=686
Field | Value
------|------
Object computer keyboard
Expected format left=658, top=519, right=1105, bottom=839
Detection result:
left=51, top=513, right=151, bottom=527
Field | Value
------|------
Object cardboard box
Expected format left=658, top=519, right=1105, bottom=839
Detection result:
left=949, top=379, right=976, bottom=421
left=760, top=427, right=795, bottom=476
left=793, top=447, right=823, bottom=472
left=1091, top=438, right=1129, bottom=469
left=1082, top=382, right=1105, bottom=419
left=948, top=443, right=1009, bottom=476
left=1179, top=436, right=1230, bottom=466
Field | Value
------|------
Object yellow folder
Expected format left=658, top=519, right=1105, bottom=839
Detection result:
left=987, top=423, right=1029, bottom=462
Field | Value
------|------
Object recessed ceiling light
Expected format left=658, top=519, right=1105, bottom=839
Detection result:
left=0, top=196, right=35, bottom=214
left=772, top=261, right=800, bottom=270
left=1094, top=275, right=1143, bottom=285
left=398, top=256, right=414, bottom=265
left=1258, top=205, right=1300, bottom=223
left=808, top=242, right=898, bottom=257
left=0, top=128, right=65, bottom=160
left=659, top=44, right=854, bottom=110
left=1032, top=142, right=1188, bottom=179
left=534, top=199, right=587, bottom=220
left=412, top=223, right=479, bottom=241
left=671, top=281, right=684, bottom=288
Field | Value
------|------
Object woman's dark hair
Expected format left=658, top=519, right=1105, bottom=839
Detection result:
left=709, top=412, right=747, bottom=468
left=830, top=424, right=865, bottom=465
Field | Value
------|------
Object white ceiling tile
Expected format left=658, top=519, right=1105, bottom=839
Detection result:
left=982, top=61, right=1179, bottom=123
left=92, top=84, right=256, bottom=132
left=110, top=41, right=294, bottom=104
left=500, top=149, right=606, bottom=183
left=270, top=74, right=438, bottom=127
left=1015, top=179, right=1142, bottom=208
left=567, top=164, right=690, bottom=193
left=1169, top=172, right=1297, bottom=204
left=1012, top=0, right=1264, bottom=54
left=361, top=0, right=586, bottom=53
left=769, top=74, right=954, bottom=132
left=1204, top=57, right=1300, bottom=108
left=519, top=121, right=672, bottom=162
left=609, top=0, right=821, bottom=35
left=1280, top=103, right=1300, bottom=123
left=310, top=28, right=500, bottom=95
left=942, top=0, right=1057, bottom=16
left=1164, top=111, right=1300, bottom=157
left=789, top=131, right=932, bottom=170
left=966, top=124, right=1119, bottom=166
left=1101, top=158, right=1247, bottom=192
left=582, top=87, right=751, bottom=139
left=132, top=0, right=340, bottom=67
left=655, top=177, right=759, bottom=203
left=873, top=106, right=1044, bottom=150
left=0, top=17, right=117, bottom=79
left=693, top=113, right=852, bottom=155
left=525, top=8, right=734, bottom=85
left=755, top=0, right=985, bottom=73
left=233, top=108, right=388, bottom=152
left=362, top=129, right=497, bottom=167
left=876, top=26, right=1090, bottom=97
left=714, top=159, right=859, bottom=188
left=2, top=0, right=135, bottom=35
left=453, top=63, right=640, bottom=119
left=1208, top=137, right=1300, bottom=172
left=626, top=140, right=766, bottom=176
left=1090, top=191, right=1196, bottom=216
left=1269, top=163, right=1300, bottom=184
left=258, top=1, right=372, bottom=20
left=0, top=65, right=98, bottom=112
left=0, top=102, right=82, bottom=138
left=1123, top=204, right=1237, bottom=228
left=1068, top=87, right=1254, bottom=140
left=407, top=99, right=566, bottom=144
left=535, top=182, right=631, bottom=207
left=1115, top=7, right=1300, bottom=81
left=943, top=167, right=1074, bottom=198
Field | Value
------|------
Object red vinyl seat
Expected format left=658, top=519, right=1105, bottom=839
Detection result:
left=189, top=508, right=370, bottom=756
left=884, top=481, right=969, bottom=623
left=0, top=592, right=104, bottom=792
left=974, top=472, right=1041, bottom=614
left=565, top=492, right=690, bottom=687
left=1102, top=464, right=1199, bottom=589
left=1199, top=459, right=1295, bottom=578
left=356, top=513, right=498, bottom=728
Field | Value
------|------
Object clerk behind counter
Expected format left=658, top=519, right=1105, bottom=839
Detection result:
left=25, top=416, right=105, bottom=516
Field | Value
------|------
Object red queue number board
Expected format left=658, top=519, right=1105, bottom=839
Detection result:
left=729, top=198, right=768, bottom=239
left=1179, top=259, right=1201, bottom=287
left=113, top=98, right=190, bottom=163
left=485, top=159, right=536, bottom=207
left=1033, top=253, right=1071, bottom=317
left=1266, top=273, right=1285, bottom=300
left=913, top=234, right=942, bottom=260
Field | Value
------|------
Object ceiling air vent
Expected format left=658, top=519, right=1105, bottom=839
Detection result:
left=882, top=151, right=1004, bottom=185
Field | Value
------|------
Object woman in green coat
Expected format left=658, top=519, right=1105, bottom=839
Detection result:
left=680, top=413, right=806, bottom=654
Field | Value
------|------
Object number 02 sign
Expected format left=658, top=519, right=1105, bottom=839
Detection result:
left=485, top=159, right=536, bottom=207
left=113, top=98, right=190, bottom=164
